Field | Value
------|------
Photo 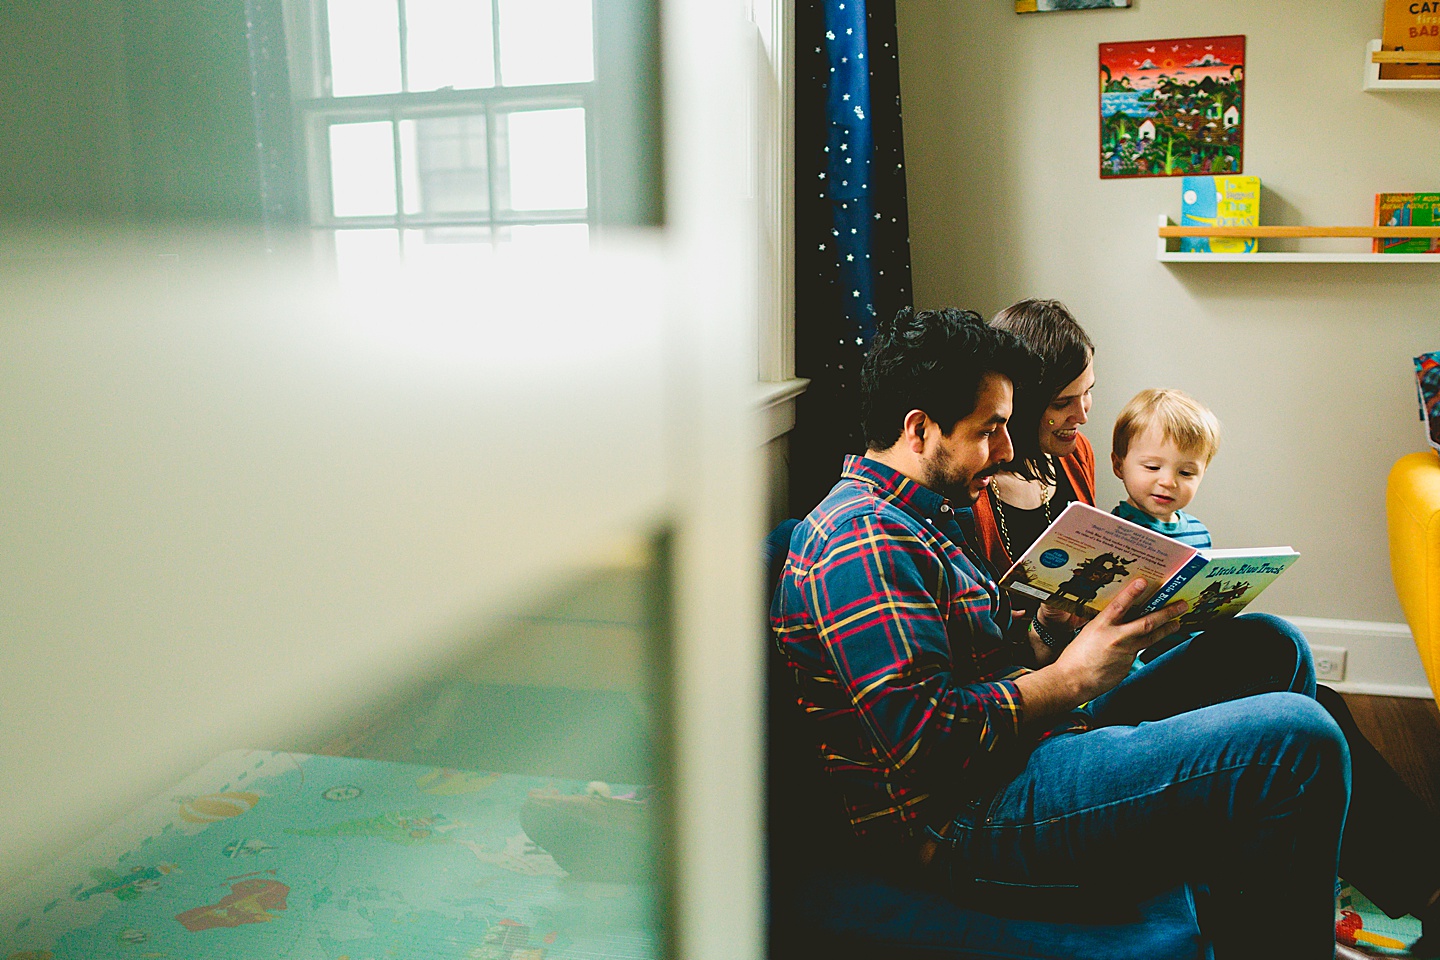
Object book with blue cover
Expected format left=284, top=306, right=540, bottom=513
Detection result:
left=1000, top=501, right=1298, bottom=623
left=1417, top=351, right=1440, bottom=453
left=1180, top=175, right=1260, bottom=253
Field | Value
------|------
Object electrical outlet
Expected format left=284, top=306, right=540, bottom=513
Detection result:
left=1312, top=645, right=1347, bottom=682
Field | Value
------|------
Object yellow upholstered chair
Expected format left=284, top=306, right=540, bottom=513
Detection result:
left=1387, top=450, right=1440, bottom=712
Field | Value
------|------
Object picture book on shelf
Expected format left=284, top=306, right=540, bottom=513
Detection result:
left=1380, top=0, right=1440, bottom=81
left=999, top=501, right=1299, bottom=625
left=1416, top=351, right=1440, bottom=453
left=1180, top=175, right=1260, bottom=253
left=1375, top=193, right=1440, bottom=254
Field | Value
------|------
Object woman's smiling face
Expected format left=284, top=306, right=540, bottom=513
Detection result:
left=1040, top=360, right=1094, bottom=458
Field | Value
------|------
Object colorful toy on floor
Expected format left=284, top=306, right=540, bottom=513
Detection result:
left=1336, top=881, right=1421, bottom=954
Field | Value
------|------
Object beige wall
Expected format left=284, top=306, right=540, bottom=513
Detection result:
left=897, top=0, right=1440, bottom=625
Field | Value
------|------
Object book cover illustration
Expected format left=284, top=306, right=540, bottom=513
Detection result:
left=1141, top=548, right=1300, bottom=628
left=1017, top=0, right=1129, bottom=12
left=1374, top=193, right=1440, bottom=254
left=1416, top=351, right=1440, bottom=453
left=1380, top=0, right=1440, bottom=80
left=1000, top=502, right=1197, bottom=618
left=1099, top=35, right=1245, bottom=179
left=1181, top=175, right=1260, bottom=253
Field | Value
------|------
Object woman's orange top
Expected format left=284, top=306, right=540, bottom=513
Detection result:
left=968, top=432, right=1096, bottom=576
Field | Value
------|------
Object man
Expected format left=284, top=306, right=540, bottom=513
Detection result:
left=772, top=307, right=1349, bottom=959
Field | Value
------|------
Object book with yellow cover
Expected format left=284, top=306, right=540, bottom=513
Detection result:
left=1380, top=0, right=1440, bottom=80
left=1180, top=175, right=1260, bottom=254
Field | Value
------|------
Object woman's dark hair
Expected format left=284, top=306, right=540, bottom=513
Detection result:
left=860, top=306, right=1036, bottom=451
left=989, top=298, right=1094, bottom=482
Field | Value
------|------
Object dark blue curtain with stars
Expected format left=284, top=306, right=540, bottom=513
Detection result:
left=790, top=0, right=913, bottom=517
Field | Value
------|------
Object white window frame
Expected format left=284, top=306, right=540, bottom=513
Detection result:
left=281, top=0, right=598, bottom=243
left=748, top=0, right=807, bottom=440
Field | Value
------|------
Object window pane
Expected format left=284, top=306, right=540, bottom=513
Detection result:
left=502, top=223, right=590, bottom=251
left=402, top=228, right=495, bottom=267
left=504, top=108, right=587, bottom=212
left=329, top=121, right=398, bottom=217
left=327, top=0, right=402, bottom=97
left=404, top=226, right=494, bottom=246
left=334, top=228, right=402, bottom=283
left=399, top=115, right=490, bottom=217
left=406, top=0, right=495, bottom=92
left=498, top=0, right=594, bottom=86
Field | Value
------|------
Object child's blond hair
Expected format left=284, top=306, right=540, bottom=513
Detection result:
left=1112, top=389, right=1222, bottom=464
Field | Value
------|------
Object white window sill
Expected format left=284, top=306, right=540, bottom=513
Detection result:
left=755, top=377, right=809, bottom=444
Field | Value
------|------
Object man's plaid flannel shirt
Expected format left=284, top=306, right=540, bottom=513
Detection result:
left=771, top=455, right=1049, bottom=843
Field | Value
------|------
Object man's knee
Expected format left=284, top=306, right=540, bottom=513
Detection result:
left=1238, top=692, right=1350, bottom=794
left=1231, top=613, right=1317, bottom=695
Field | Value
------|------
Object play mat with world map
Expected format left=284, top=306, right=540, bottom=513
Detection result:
left=0, top=750, right=657, bottom=960
left=0, top=747, right=1423, bottom=958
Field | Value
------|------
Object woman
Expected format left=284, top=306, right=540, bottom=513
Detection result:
left=970, top=298, right=1096, bottom=577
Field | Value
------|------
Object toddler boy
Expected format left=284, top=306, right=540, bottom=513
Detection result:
left=1110, top=388, right=1220, bottom=547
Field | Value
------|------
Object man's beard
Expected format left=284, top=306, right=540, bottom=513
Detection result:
left=922, top=454, right=992, bottom=506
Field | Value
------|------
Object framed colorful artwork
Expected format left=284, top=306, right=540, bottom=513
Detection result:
left=1099, top=35, right=1245, bottom=179
left=1017, top=0, right=1130, bottom=12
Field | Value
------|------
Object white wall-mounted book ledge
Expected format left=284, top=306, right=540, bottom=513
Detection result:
left=1156, top=215, right=1440, bottom=263
left=1364, top=40, right=1440, bottom=92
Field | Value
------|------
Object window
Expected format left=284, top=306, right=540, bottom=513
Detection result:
left=283, top=0, right=600, bottom=266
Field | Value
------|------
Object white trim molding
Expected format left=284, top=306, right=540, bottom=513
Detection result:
left=755, top=377, right=809, bottom=444
left=749, top=0, right=795, bottom=385
left=1283, top=616, right=1435, bottom=699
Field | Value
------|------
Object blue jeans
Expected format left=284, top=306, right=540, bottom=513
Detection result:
left=933, top=614, right=1351, bottom=959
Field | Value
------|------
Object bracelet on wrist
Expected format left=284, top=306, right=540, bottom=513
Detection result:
left=1032, top=618, right=1071, bottom=650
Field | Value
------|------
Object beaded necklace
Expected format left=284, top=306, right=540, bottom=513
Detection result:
left=989, top=457, right=1054, bottom=561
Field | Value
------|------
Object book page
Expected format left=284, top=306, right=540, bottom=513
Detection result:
left=1000, top=502, right=1197, bottom=617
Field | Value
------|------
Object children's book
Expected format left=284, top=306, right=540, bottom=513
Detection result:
left=1416, top=351, right=1440, bottom=453
left=1374, top=193, right=1440, bottom=254
left=1380, top=0, right=1440, bottom=81
left=1180, top=175, right=1260, bottom=253
left=998, top=501, right=1299, bottom=624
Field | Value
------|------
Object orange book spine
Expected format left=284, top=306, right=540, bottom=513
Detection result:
left=1374, top=193, right=1382, bottom=254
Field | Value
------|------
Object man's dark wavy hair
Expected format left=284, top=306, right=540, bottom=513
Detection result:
left=860, top=306, right=1037, bottom=451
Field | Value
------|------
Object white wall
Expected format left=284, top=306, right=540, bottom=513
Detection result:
left=896, top=0, right=1439, bottom=688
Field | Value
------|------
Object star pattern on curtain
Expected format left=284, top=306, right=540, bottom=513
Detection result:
left=791, top=0, right=913, bottom=515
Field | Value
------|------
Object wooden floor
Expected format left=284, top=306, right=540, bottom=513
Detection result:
left=1341, top=692, right=1440, bottom=817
